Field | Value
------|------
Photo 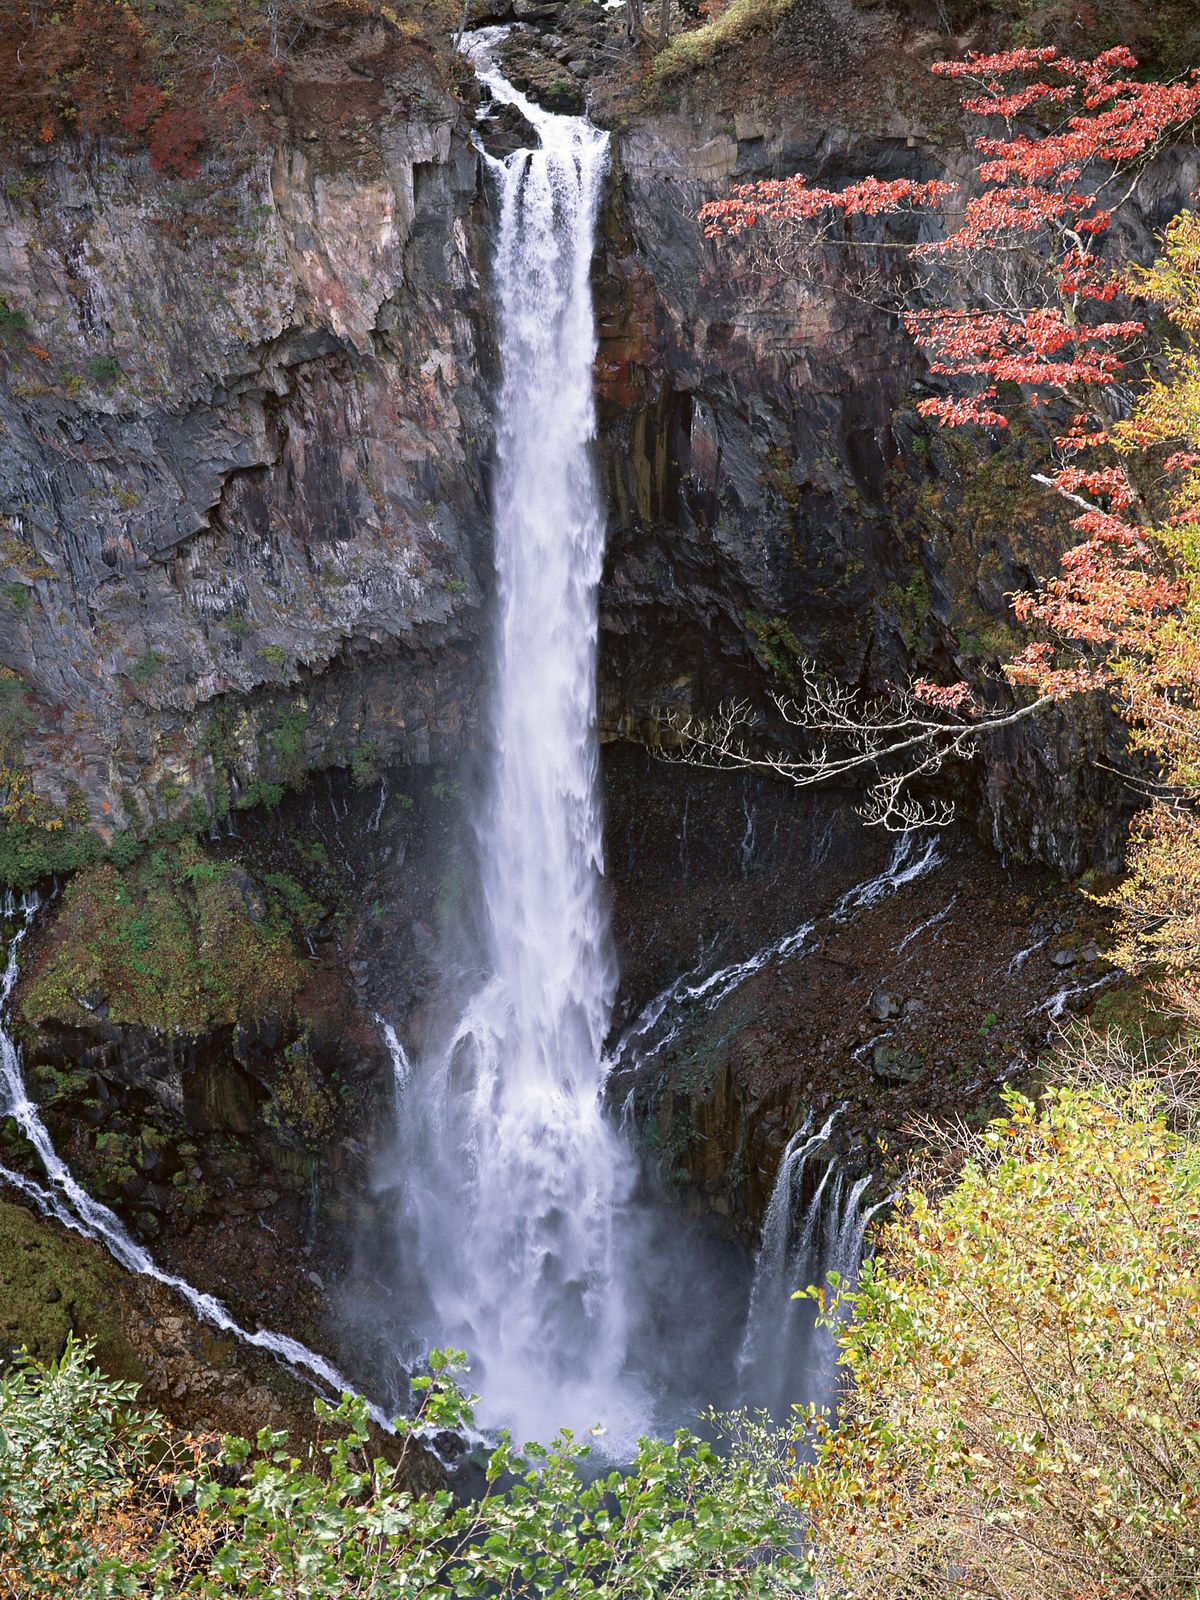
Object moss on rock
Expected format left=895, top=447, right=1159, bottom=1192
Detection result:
left=19, top=837, right=303, bottom=1034
left=0, top=1197, right=144, bottom=1382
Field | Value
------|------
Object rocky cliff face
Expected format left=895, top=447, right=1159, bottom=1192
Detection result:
left=4, top=4, right=1164, bottom=882
left=0, top=21, right=490, bottom=838
left=587, top=25, right=1197, bottom=876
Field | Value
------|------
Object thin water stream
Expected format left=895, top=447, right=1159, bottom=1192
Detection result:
left=0, top=893, right=388, bottom=1424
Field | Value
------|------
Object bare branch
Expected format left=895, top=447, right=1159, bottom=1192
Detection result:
left=662, top=663, right=1052, bottom=831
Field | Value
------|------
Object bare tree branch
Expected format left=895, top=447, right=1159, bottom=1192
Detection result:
left=662, top=663, right=1052, bottom=831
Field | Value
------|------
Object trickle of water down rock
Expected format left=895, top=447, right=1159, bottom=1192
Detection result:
left=391, top=33, right=646, bottom=1448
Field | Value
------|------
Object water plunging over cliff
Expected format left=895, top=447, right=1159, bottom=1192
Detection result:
left=391, top=34, right=645, bottom=1445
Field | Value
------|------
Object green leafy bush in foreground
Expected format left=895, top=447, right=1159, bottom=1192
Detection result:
left=0, top=1345, right=806, bottom=1598
left=791, top=1075, right=1200, bottom=1600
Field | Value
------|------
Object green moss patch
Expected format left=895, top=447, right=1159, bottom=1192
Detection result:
left=652, top=0, right=799, bottom=80
left=19, top=839, right=303, bottom=1034
left=0, top=1198, right=144, bottom=1382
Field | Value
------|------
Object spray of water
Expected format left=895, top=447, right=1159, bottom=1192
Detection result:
left=388, top=33, right=645, bottom=1447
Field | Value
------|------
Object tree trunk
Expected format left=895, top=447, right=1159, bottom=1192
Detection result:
left=660, top=0, right=670, bottom=39
left=624, top=0, right=643, bottom=39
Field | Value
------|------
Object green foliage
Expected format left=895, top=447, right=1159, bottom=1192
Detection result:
left=429, top=770, right=460, bottom=803
left=264, top=870, right=325, bottom=927
left=257, top=644, right=288, bottom=672
left=0, top=1203, right=134, bottom=1377
left=881, top=569, right=930, bottom=650
left=295, top=838, right=332, bottom=873
left=20, top=837, right=302, bottom=1033
left=348, top=741, right=380, bottom=790
left=0, top=1340, right=161, bottom=1598
left=0, top=668, right=33, bottom=759
left=107, top=828, right=145, bottom=870
left=745, top=610, right=804, bottom=687
left=87, top=354, right=121, bottom=387
left=268, top=1038, right=338, bottom=1145
left=267, top=706, right=310, bottom=788
left=0, top=294, right=30, bottom=341
left=961, top=0, right=1200, bottom=78
left=1, top=1340, right=809, bottom=1597
left=0, top=803, right=101, bottom=893
left=653, top=0, right=799, bottom=80
left=222, top=610, right=253, bottom=640
left=4, top=173, right=39, bottom=203
left=127, top=649, right=166, bottom=688
left=235, top=777, right=285, bottom=813
left=792, top=1081, right=1200, bottom=1600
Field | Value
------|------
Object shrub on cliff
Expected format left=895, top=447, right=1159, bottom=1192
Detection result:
left=790, top=1079, right=1200, bottom=1600
left=0, top=0, right=459, bottom=166
left=652, top=0, right=799, bottom=80
left=19, top=840, right=303, bottom=1035
left=0, top=1342, right=169, bottom=1598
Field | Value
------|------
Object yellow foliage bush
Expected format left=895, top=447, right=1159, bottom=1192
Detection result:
left=791, top=1081, right=1200, bottom=1600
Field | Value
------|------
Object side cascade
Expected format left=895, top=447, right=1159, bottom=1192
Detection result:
left=737, top=1110, right=890, bottom=1421
left=0, top=895, right=388, bottom=1422
left=609, top=832, right=943, bottom=1075
left=386, top=31, right=645, bottom=1447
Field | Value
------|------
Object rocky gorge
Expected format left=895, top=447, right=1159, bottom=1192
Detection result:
left=0, top=0, right=1164, bottom=1439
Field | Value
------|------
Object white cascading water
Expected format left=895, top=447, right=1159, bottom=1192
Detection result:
left=0, top=894, right=388, bottom=1423
left=393, top=33, right=645, bottom=1446
left=737, top=1110, right=890, bottom=1422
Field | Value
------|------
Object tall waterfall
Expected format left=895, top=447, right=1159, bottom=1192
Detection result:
left=393, top=34, right=644, bottom=1445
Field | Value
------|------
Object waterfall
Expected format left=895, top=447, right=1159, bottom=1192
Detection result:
left=390, top=33, right=643, bottom=1446
left=739, top=779, right=757, bottom=879
left=737, top=1107, right=882, bottom=1421
left=377, top=1016, right=413, bottom=1102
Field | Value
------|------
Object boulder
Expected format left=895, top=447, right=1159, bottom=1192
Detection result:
left=867, top=987, right=900, bottom=1021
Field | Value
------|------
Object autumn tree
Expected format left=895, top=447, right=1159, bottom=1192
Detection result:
left=694, top=49, right=1200, bottom=856
left=0, top=0, right=422, bottom=170
left=789, top=1079, right=1200, bottom=1600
